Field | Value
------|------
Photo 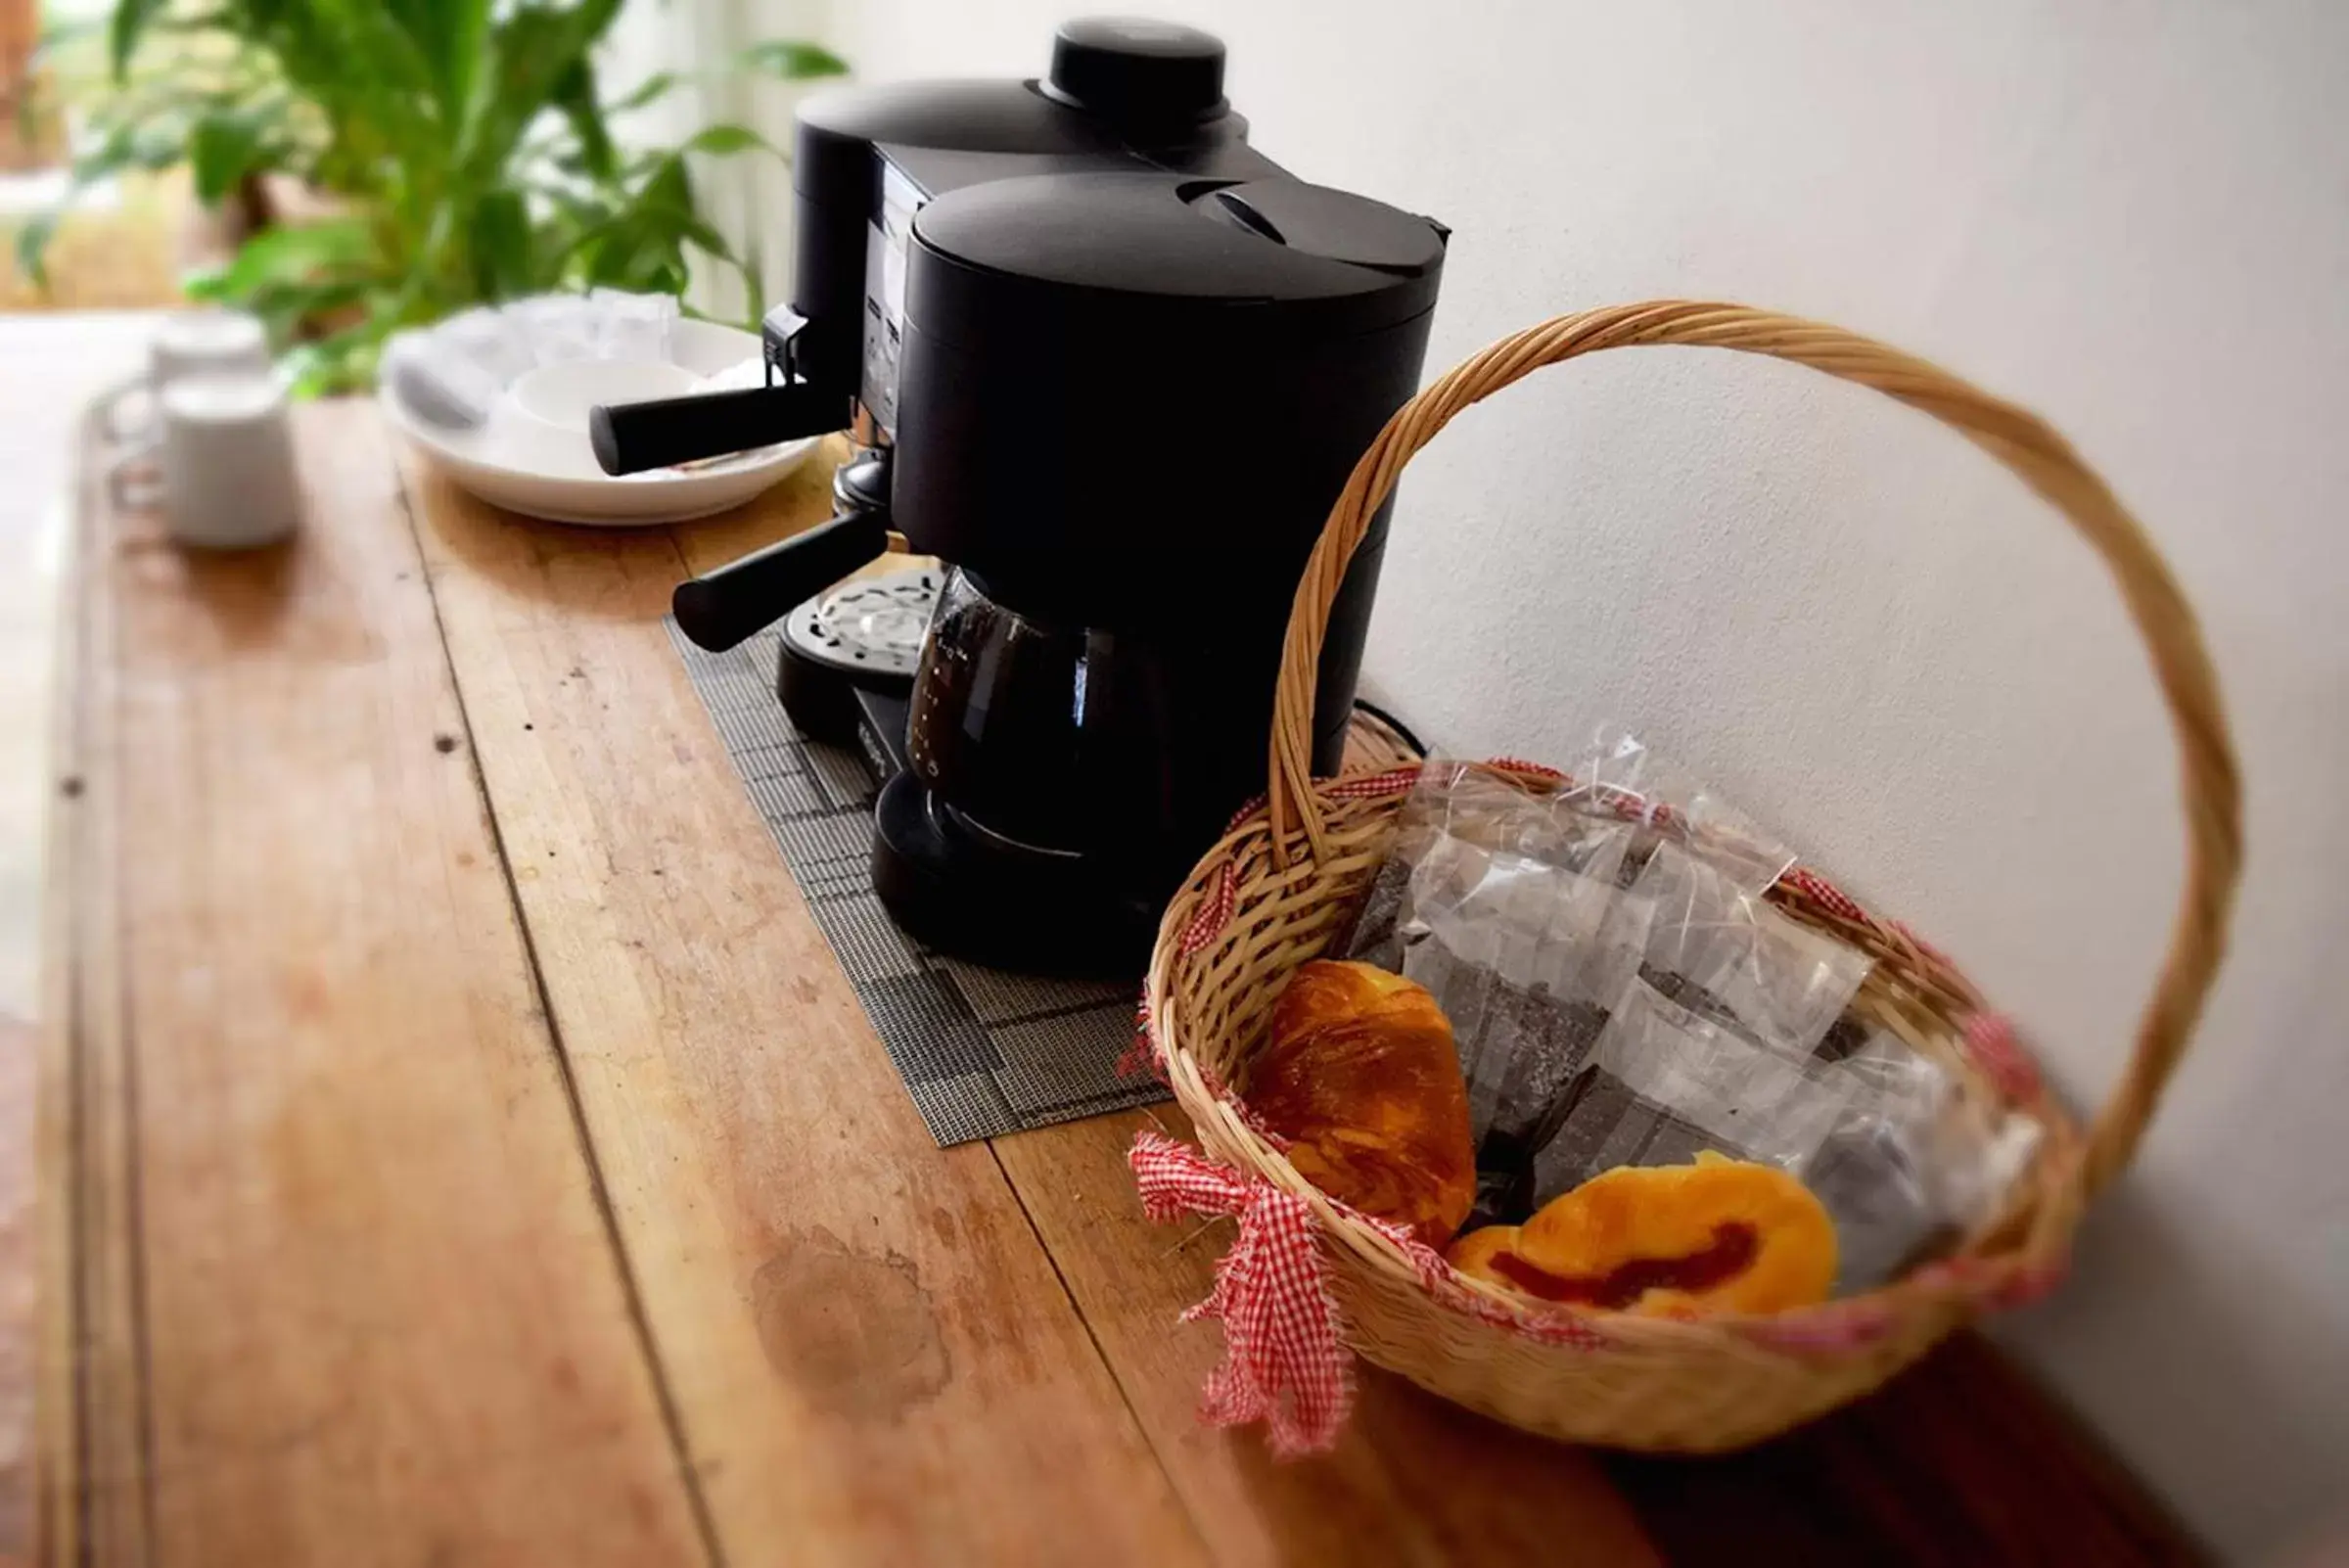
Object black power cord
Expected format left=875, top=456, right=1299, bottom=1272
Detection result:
left=1350, top=697, right=1427, bottom=760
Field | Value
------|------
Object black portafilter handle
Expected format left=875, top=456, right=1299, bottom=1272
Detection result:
left=670, top=453, right=894, bottom=652
left=589, top=381, right=851, bottom=476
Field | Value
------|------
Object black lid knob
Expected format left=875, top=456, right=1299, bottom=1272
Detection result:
left=1046, top=18, right=1227, bottom=136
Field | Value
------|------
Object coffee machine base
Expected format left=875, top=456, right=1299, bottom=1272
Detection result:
left=853, top=690, right=1160, bottom=980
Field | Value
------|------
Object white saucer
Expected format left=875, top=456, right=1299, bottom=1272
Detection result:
left=382, top=318, right=819, bottom=527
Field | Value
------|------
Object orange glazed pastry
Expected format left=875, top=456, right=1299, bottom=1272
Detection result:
left=1446, top=1153, right=1836, bottom=1316
left=1248, top=960, right=1475, bottom=1247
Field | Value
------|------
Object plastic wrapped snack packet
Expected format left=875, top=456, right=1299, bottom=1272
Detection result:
left=433, top=305, right=538, bottom=387
left=382, top=329, right=504, bottom=431
left=1391, top=842, right=1619, bottom=1137
left=1340, top=748, right=1793, bottom=1218
left=1529, top=979, right=1860, bottom=1207
left=589, top=288, right=678, bottom=362
left=1344, top=760, right=1638, bottom=968
left=1797, top=1036, right=1955, bottom=1290
left=1364, top=803, right=1643, bottom=1146
left=1480, top=877, right=1654, bottom=1149
left=1530, top=997, right=2046, bottom=1292
left=508, top=294, right=603, bottom=365
left=1326, top=733, right=2035, bottom=1290
left=1799, top=1034, right=2045, bottom=1292
left=1560, top=729, right=1797, bottom=896
left=1632, top=841, right=1872, bottom=1060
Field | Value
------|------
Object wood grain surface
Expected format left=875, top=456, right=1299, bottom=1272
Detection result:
left=46, top=404, right=710, bottom=1565
left=37, top=405, right=2207, bottom=1566
left=989, top=1107, right=1664, bottom=1568
left=401, top=449, right=1200, bottom=1565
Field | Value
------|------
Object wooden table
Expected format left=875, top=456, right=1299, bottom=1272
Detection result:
left=39, top=402, right=2202, bottom=1566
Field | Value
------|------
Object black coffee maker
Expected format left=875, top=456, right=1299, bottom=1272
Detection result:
left=595, top=19, right=1446, bottom=974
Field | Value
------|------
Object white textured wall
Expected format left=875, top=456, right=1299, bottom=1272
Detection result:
left=806, top=2, right=2349, bottom=1557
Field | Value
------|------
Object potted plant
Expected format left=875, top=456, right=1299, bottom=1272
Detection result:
left=16, top=0, right=844, bottom=391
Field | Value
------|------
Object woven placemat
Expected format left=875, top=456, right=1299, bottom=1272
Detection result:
left=668, top=619, right=1165, bottom=1146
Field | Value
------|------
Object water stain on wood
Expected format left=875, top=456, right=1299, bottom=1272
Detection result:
left=752, top=1229, right=948, bottom=1421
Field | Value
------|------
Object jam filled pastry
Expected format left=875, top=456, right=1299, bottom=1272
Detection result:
left=1447, top=1152, right=1836, bottom=1316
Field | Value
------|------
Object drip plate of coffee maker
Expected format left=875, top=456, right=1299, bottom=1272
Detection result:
left=786, top=567, right=936, bottom=680
left=776, top=564, right=939, bottom=744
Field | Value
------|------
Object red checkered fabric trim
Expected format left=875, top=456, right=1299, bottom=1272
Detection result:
left=1116, top=1000, right=1167, bottom=1083
left=1221, top=793, right=1269, bottom=837
left=1780, top=865, right=1870, bottom=925
left=1983, top=1256, right=2069, bottom=1311
left=1737, top=1299, right=1898, bottom=1354
left=1910, top=1252, right=2069, bottom=1312
left=1129, top=1132, right=1352, bottom=1457
left=1177, top=862, right=1241, bottom=955
left=1586, top=784, right=1681, bottom=831
left=1400, top=1245, right=1614, bottom=1350
left=1220, top=767, right=1416, bottom=844
left=1960, top=1012, right=2043, bottom=1103
left=1487, top=757, right=1567, bottom=780
left=1325, top=765, right=1422, bottom=800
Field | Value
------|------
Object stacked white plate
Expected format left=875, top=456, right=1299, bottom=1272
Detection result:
left=382, top=312, right=818, bottom=527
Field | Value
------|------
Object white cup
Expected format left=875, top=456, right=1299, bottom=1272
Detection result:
left=101, top=308, right=273, bottom=447
left=123, top=373, right=303, bottom=550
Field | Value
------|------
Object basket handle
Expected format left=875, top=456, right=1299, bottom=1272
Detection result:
left=1265, top=300, right=2241, bottom=1195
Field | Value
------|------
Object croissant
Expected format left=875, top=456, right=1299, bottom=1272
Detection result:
left=1446, top=1152, right=1836, bottom=1316
left=1247, top=960, right=1475, bottom=1247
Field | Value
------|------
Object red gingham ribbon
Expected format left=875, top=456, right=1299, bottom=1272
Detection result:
left=1738, top=1298, right=1899, bottom=1354
left=1779, top=865, right=1869, bottom=924
left=1911, top=1252, right=2071, bottom=1311
left=1221, top=792, right=1269, bottom=837
left=1325, top=764, right=1423, bottom=800
left=1129, top=1131, right=1352, bottom=1457
left=1116, top=999, right=1167, bottom=1083
left=1177, top=862, right=1241, bottom=956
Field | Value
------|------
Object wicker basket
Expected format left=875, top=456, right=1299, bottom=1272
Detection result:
left=1145, top=300, right=2242, bottom=1453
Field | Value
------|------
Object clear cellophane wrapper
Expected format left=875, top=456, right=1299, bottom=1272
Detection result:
left=1343, top=735, right=2041, bottom=1293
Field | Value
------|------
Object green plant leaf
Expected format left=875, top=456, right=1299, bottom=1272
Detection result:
left=550, top=58, right=617, bottom=184
left=605, top=69, right=678, bottom=114
left=144, top=8, right=235, bottom=36
left=65, top=117, right=183, bottom=185
left=12, top=210, right=63, bottom=291
left=188, top=108, right=273, bottom=205
left=253, top=0, right=442, bottom=161
left=280, top=319, right=388, bottom=396
left=679, top=122, right=771, bottom=158
left=107, top=0, right=167, bottom=78
left=682, top=217, right=732, bottom=255
left=459, top=0, right=624, bottom=184
left=469, top=188, right=535, bottom=300
left=621, top=152, right=694, bottom=218
left=71, top=0, right=839, bottom=380
left=736, top=39, right=849, bottom=80
left=187, top=216, right=376, bottom=301
left=391, top=0, right=489, bottom=122
left=735, top=234, right=766, bottom=320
